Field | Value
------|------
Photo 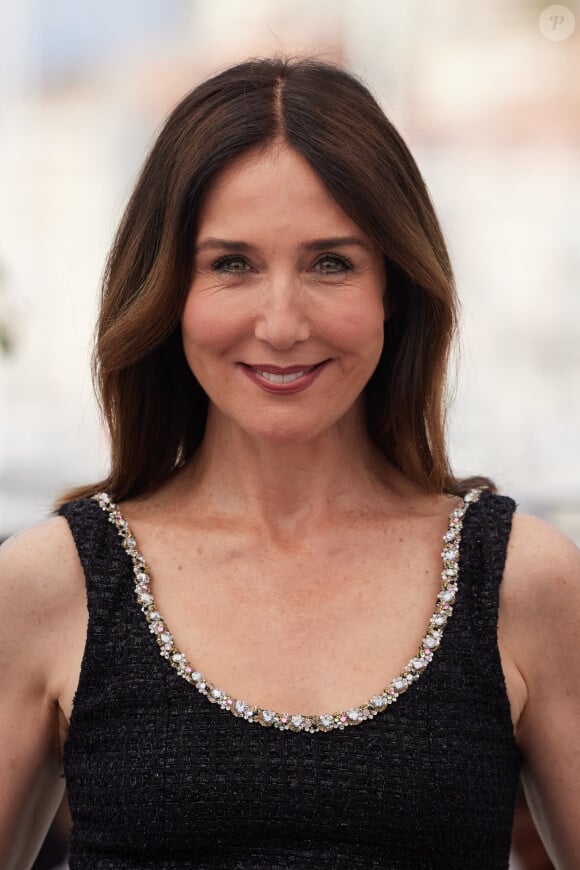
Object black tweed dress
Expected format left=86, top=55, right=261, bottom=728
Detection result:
left=59, top=490, right=520, bottom=869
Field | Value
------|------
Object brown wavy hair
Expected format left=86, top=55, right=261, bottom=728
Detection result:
left=60, top=56, right=490, bottom=505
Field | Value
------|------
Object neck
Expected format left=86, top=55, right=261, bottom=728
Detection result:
left=174, top=404, right=402, bottom=535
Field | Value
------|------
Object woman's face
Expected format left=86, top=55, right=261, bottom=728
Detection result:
left=182, top=144, right=387, bottom=446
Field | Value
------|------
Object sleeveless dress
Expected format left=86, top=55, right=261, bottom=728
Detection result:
left=59, top=490, right=521, bottom=869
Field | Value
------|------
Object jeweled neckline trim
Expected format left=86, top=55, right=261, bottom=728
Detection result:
left=94, top=488, right=482, bottom=733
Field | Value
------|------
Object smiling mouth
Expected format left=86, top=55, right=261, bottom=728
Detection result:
left=239, top=361, right=329, bottom=392
left=253, top=367, right=315, bottom=384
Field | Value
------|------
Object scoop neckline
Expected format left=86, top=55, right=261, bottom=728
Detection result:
left=93, top=488, right=482, bottom=734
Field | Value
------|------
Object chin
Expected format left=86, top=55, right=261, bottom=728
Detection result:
left=245, top=417, right=331, bottom=446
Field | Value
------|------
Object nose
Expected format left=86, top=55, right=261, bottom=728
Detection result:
left=254, top=278, right=310, bottom=349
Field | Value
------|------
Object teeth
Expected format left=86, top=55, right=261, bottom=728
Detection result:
left=256, top=369, right=307, bottom=384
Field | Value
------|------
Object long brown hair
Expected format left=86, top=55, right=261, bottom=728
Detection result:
left=60, top=56, right=489, bottom=505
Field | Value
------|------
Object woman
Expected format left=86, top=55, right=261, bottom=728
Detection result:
left=1, top=57, right=579, bottom=870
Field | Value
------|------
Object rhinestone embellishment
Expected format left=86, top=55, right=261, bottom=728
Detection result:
left=93, top=488, right=482, bottom=734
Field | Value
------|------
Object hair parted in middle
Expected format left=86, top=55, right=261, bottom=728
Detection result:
left=62, top=55, right=487, bottom=505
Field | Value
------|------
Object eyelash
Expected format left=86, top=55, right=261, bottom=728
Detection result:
left=211, top=254, right=251, bottom=273
left=314, top=254, right=353, bottom=275
left=210, top=253, right=353, bottom=275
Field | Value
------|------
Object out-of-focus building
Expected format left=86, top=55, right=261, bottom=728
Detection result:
left=1, top=0, right=579, bottom=539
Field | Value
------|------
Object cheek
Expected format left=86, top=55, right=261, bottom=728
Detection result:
left=328, top=299, right=385, bottom=356
left=181, top=292, right=244, bottom=356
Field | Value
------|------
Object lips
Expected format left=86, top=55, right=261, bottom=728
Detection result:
left=253, top=366, right=316, bottom=384
left=239, top=361, right=329, bottom=394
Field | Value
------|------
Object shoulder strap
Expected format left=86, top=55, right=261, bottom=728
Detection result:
left=459, top=491, right=517, bottom=698
left=58, top=497, right=169, bottom=735
left=58, top=496, right=137, bottom=626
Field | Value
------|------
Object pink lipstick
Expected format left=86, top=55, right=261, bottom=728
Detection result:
left=239, top=361, right=329, bottom=394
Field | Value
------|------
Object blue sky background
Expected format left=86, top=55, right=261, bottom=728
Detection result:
left=29, top=0, right=187, bottom=81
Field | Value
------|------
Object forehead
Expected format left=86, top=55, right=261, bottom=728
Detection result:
left=195, top=144, right=362, bottom=238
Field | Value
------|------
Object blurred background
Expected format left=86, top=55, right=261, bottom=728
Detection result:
left=0, top=0, right=579, bottom=541
left=0, top=2, right=577, bottom=865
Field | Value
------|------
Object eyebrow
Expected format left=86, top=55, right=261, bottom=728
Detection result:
left=194, top=236, right=371, bottom=254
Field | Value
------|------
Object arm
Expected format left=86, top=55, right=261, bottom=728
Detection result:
left=499, top=513, right=580, bottom=869
left=0, top=518, right=85, bottom=869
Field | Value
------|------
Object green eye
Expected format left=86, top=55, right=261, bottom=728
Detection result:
left=212, top=255, right=251, bottom=273
left=314, top=255, right=352, bottom=274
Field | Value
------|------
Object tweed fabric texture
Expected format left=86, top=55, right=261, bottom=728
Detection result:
left=59, top=491, right=520, bottom=869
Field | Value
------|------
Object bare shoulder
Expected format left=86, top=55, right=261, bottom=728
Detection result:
left=1, top=514, right=83, bottom=584
left=500, top=513, right=580, bottom=865
left=502, top=512, right=580, bottom=614
left=0, top=516, right=85, bottom=644
left=2, top=513, right=79, bottom=558
left=0, top=519, right=86, bottom=867
left=0, top=514, right=87, bottom=723
left=499, top=510, right=580, bottom=717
